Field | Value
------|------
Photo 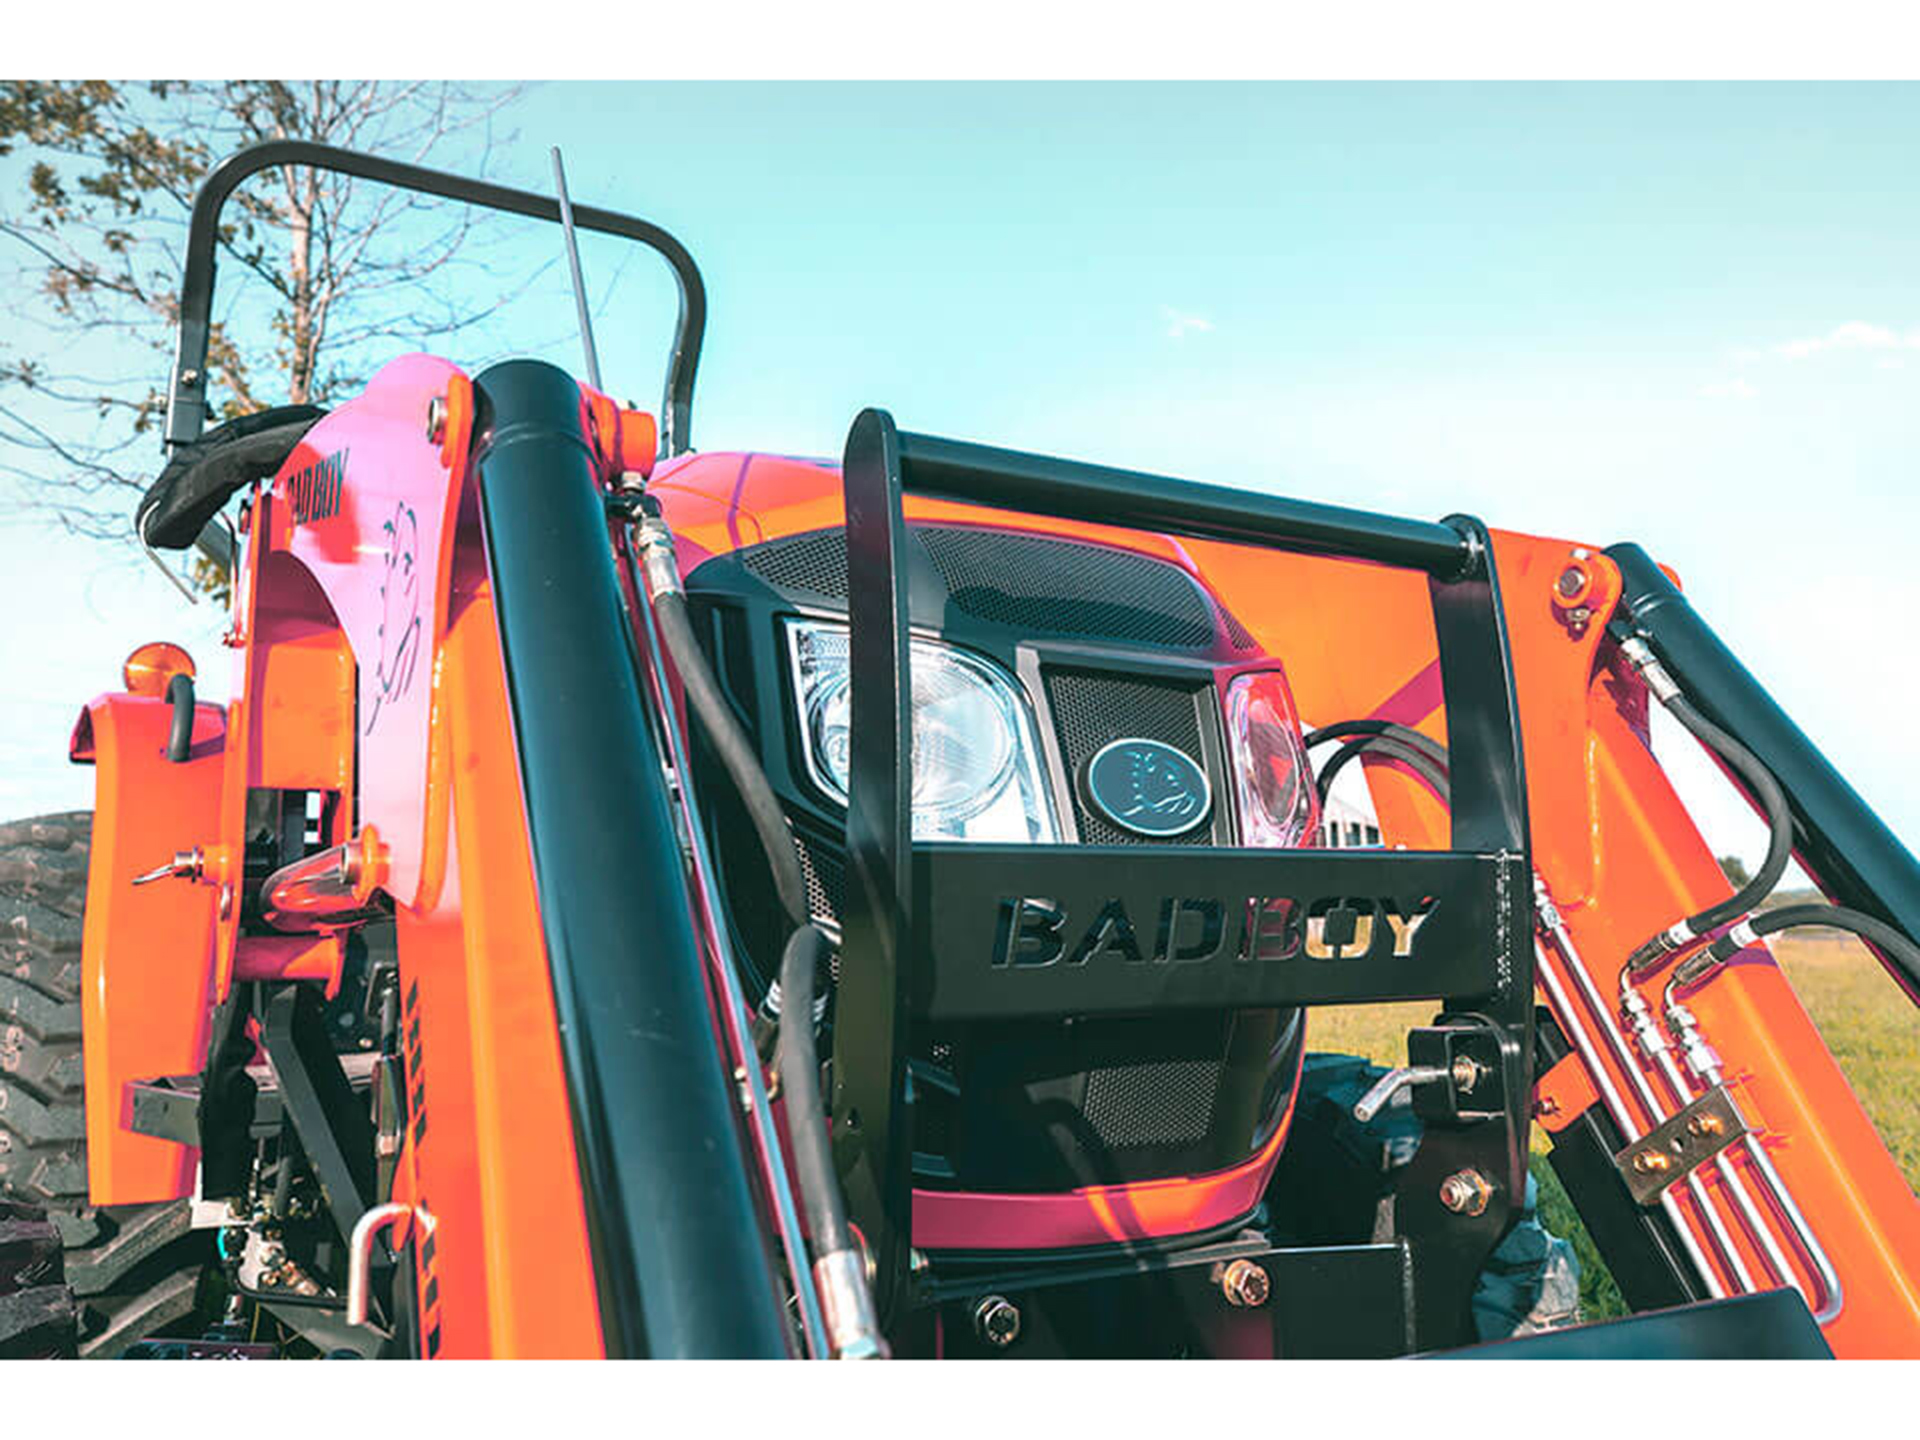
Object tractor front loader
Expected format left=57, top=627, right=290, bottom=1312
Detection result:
left=3, top=140, right=1916, bottom=1359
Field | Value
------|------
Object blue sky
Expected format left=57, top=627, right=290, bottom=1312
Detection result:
left=4, top=82, right=1918, bottom=866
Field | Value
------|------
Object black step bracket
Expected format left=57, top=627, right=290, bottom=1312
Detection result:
left=127, top=1054, right=380, bottom=1148
left=1613, top=1084, right=1749, bottom=1206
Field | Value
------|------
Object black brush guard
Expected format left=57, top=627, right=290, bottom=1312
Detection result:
left=828, top=408, right=1539, bottom=1351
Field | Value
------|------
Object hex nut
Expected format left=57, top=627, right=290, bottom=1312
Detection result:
left=1439, top=1168, right=1494, bottom=1217
left=973, top=1294, right=1021, bottom=1349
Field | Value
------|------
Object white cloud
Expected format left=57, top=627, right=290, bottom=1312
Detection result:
left=1758, top=320, right=1920, bottom=361
left=1160, top=306, right=1214, bottom=341
left=1699, top=378, right=1757, bottom=400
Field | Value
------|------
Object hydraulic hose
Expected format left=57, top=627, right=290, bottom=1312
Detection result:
left=1675, top=902, right=1920, bottom=993
left=630, top=504, right=883, bottom=1356
left=1303, top=718, right=1451, bottom=770
left=1621, top=656, right=1795, bottom=974
left=1310, top=734, right=1451, bottom=805
left=775, top=924, right=850, bottom=1255
left=652, top=586, right=809, bottom=935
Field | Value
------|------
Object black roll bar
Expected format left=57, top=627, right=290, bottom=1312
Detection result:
left=165, top=140, right=706, bottom=457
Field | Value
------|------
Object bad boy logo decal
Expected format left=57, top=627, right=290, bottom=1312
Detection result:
left=1083, top=738, right=1212, bottom=838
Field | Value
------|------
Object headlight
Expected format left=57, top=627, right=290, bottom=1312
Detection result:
left=785, top=619, right=1059, bottom=843
left=1223, top=670, right=1317, bottom=847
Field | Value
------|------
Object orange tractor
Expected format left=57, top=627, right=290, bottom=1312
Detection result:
left=2, top=140, right=1915, bottom=1359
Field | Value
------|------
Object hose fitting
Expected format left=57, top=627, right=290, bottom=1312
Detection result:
left=637, top=512, right=683, bottom=600
left=1618, top=634, right=1682, bottom=706
left=1620, top=987, right=1672, bottom=1061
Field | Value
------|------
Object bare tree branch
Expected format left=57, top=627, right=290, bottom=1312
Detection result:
left=0, top=80, right=528, bottom=555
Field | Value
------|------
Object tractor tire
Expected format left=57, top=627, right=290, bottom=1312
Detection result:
left=0, top=811, right=214, bottom=1357
left=0, top=1197, right=76, bottom=1357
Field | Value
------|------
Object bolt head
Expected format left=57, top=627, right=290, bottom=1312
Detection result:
left=426, top=395, right=447, bottom=445
left=1220, top=1258, right=1270, bottom=1308
left=1557, top=566, right=1588, bottom=598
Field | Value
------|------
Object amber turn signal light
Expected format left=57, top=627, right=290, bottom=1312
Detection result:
left=122, top=641, right=197, bottom=698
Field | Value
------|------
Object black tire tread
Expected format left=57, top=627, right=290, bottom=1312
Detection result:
left=0, top=1196, right=77, bottom=1357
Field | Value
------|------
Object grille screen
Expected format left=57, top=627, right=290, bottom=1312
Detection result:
left=739, top=528, right=853, bottom=599
left=1044, top=669, right=1211, bottom=845
left=1083, top=1059, right=1223, bottom=1149
left=794, top=830, right=844, bottom=927
left=916, top=527, right=1216, bottom=651
left=738, top=524, right=1230, bottom=653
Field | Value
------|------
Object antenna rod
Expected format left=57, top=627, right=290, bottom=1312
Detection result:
left=550, top=147, right=603, bottom=392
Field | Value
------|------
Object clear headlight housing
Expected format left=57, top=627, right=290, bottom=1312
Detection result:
left=1223, top=669, right=1318, bottom=847
left=785, top=619, right=1060, bottom=843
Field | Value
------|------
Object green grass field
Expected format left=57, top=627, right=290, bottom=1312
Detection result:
left=1307, top=935, right=1919, bottom=1321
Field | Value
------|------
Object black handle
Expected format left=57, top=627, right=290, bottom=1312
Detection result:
left=166, top=673, right=195, bottom=764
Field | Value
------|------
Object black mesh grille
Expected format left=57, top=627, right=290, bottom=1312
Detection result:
left=739, top=528, right=852, bottom=599
left=916, top=527, right=1216, bottom=651
left=1221, top=607, right=1260, bottom=652
left=1082, top=1059, right=1223, bottom=1149
left=794, top=829, right=844, bottom=926
left=736, top=524, right=1225, bottom=653
left=1043, top=669, right=1211, bottom=845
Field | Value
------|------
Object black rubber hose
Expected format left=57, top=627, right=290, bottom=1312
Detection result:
left=1626, top=692, right=1795, bottom=974
left=775, top=923, right=850, bottom=1256
left=1682, top=903, right=1920, bottom=988
left=166, top=672, right=195, bottom=763
left=652, top=589, right=809, bottom=934
left=1313, top=735, right=1451, bottom=805
left=1304, top=719, right=1451, bottom=771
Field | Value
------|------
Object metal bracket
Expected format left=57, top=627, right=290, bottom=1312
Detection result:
left=1404, top=1025, right=1508, bottom=1122
left=1613, top=1084, right=1749, bottom=1206
left=260, top=985, right=377, bottom=1245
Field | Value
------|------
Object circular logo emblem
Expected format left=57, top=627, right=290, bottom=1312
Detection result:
left=1083, top=738, right=1212, bottom=838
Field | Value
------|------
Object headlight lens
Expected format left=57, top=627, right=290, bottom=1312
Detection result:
left=1223, top=670, right=1317, bottom=847
left=785, top=620, right=1059, bottom=843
